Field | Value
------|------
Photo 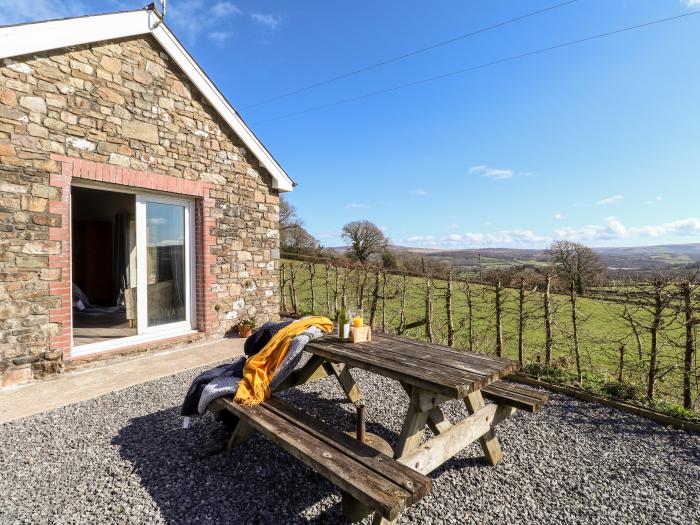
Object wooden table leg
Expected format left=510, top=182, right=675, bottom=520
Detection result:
left=322, top=362, right=363, bottom=404
left=399, top=382, right=451, bottom=436
left=393, top=385, right=432, bottom=459
left=426, top=405, right=451, bottom=435
left=226, top=419, right=255, bottom=452
left=464, top=391, right=503, bottom=465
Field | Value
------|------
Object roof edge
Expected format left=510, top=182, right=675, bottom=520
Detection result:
left=0, top=6, right=294, bottom=192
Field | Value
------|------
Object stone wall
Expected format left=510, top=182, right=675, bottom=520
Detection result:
left=0, top=36, right=281, bottom=387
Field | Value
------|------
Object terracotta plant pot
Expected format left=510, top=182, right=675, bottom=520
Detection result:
left=238, top=325, right=253, bottom=338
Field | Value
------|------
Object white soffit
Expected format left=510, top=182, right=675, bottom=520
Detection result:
left=0, top=8, right=294, bottom=192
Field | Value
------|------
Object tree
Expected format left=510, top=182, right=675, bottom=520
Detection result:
left=279, top=195, right=302, bottom=232
left=341, top=220, right=388, bottom=263
left=281, top=225, right=320, bottom=254
left=547, top=240, right=604, bottom=295
left=279, top=195, right=321, bottom=255
left=381, top=249, right=398, bottom=269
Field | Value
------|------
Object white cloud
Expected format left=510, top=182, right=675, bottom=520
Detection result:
left=407, top=229, right=547, bottom=248
left=447, top=223, right=460, bottom=229
left=643, top=196, right=662, bottom=205
left=211, top=1, right=240, bottom=17
left=553, top=213, right=566, bottom=220
left=406, top=216, right=700, bottom=249
left=681, top=1, right=700, bottom=8
left=469, top=165, right=513, bottom=180
left=555, top=216, right=700, bottom=242
left=344, top=203, right=369, bottom=209
left=166, top=0, right=242, bottom=44
left=209, top=31, right=233, bottom=45
left=0, top=0, right=85, bottom=25
left=251, top=13, right=281, bottom=30
left=410, top=189, right=428, bottom=196
left=596, top=194, right=624, bottom=205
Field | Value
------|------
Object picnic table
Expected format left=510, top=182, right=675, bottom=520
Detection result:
left=213, top=331, right=548, bottom=524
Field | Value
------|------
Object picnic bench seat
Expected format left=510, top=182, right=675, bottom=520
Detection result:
left=211, top=395, right=432, bottom=522
left=481, top=382, right=549, bottom=412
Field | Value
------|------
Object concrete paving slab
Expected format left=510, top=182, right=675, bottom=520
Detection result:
left=0, top=337, right=244, bottom=423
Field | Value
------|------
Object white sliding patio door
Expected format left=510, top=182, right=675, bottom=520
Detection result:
left=136, top=194, right=194, bottom=335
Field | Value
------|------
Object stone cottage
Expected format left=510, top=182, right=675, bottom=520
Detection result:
left=0, top=6, right=294, bottom=387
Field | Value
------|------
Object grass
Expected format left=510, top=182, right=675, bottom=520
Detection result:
left=281, top=259, right=700, bottom=421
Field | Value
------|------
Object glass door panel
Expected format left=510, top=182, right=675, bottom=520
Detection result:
left=136, top=195, right=192, bottom=334
left=146, top=202, right=186, bottom=327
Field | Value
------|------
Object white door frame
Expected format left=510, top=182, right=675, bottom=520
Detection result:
left=135, top=193, right=195, bottom=336
left=70, top=184, right=196, bottom=358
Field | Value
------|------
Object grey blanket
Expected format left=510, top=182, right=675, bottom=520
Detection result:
left=196, top=325, right=323, bottom=415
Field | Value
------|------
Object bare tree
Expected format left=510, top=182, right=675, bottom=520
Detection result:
left=631, top=276, right=678, bottom=400
left=543, top=270, right=554, bottom=366
left=308, top=262, right=316, bottom=313
left=341, top=220, right=388, bottom=263
left=484, top=269, right=512, bottom=357
left=424, top=261, right=434, bottom=343
left=288, top=262, right=298, bottom=313
left=279, top=196, right=301, bottom=232
left=280, top=262, right=287, bottom=312
left=678, top=274, right=699, bottom=409
left=282, top=225, right=320, bottom=255
left=279, top=196, right=320, bottom=255
left=446, top=267, right=455, bottom=347
left=369, top=268, right=381, bottom=327
left=569, top=278, right=582, bottom=383
left=517, top=274, right=526, bottom=365
left=547, top=240, right=604, bottom=295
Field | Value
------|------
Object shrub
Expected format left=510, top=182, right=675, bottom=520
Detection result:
left=600, top=380, right=639, bottom=401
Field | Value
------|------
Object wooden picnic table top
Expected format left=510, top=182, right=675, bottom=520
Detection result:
left=304, top=332, right=517, bottom=399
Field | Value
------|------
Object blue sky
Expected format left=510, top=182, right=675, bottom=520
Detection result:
left=3, top=0, right=699, bottom=249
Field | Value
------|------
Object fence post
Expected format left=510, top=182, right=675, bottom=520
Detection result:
left=308, top=262, right=316, bottom=314
left=446, top=268, right=454, bottom=347
left=517, top=275, right=525, bottom=365
left=280, top=263, right=287, bottom=313
left=289, top=262, right=298, bottom=314
left=544, top=271, right=553, bottom=367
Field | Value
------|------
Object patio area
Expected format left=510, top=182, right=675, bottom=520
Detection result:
left=0, top=353, right=697, bottom=524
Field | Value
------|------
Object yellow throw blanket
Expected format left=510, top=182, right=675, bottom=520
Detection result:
left=234, top=316, right=334, bottom=406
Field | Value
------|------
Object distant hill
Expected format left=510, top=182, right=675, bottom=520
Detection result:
left=328, top=243, right=700, bottom=271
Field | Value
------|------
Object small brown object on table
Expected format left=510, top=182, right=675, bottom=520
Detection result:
left=349, top=325, right=372, bottom=343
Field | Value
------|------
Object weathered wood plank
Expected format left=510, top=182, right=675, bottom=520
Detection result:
left=481, top=382, right=549, bottom=412
left=304, top=341, right=464, bottom=398
left=373, top=332, right=517, bottom=378
left=464, top=391, right=503, bottom=465
left=319, top=339, right=489, bottom=389
left=375, top=332, right=514, bottom=367
left=216, top=397, right=413, bottom=520
left=398, top=404, right=516, bottom=474
left=314, top=341, right=499, bottom=395
left=263, top=397, right=431, bottom=503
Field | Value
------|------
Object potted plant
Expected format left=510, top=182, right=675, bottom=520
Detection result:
left=237, top=317, right=256, bottom=338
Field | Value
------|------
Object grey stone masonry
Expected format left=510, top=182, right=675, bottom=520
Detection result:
left=0, top=36, right=281, bottom=387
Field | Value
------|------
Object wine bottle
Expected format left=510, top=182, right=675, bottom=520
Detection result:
left=337, top=295, right=350, bottom=342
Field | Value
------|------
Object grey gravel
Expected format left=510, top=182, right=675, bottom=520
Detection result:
left=1, top=356, right=698, bottom=525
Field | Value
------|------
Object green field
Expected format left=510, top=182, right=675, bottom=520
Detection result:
left=281, top=259, right=699, bottom=418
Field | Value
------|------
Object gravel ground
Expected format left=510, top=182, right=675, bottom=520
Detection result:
left=1, top=357, right=698, bottom=525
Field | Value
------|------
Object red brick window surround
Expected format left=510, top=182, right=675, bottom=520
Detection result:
left=48, top=155, right=217, bottom=359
